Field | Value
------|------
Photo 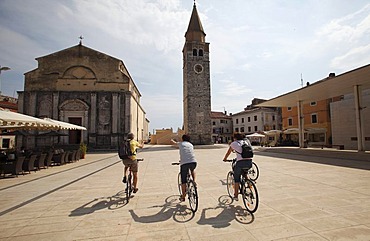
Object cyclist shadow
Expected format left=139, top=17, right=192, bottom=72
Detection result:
left=129, top=195, right=195, bottom=223
left=69, top=190, right=127, bottom=216
left=196, top=195, right=254, bottom=228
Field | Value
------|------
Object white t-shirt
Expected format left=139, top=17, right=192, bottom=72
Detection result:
left=230, top=139, right=252, bottom=161
left=177, top=141, right=197, bottom=165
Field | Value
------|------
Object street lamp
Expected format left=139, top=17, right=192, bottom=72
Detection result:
left=0, top=66, right=11, bottom=95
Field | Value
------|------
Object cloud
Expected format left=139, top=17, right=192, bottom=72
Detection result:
left=330, top=43, right=370, bottom=70
left=217, top=79, right=252, bottom=97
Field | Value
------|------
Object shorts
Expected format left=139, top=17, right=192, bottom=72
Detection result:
left=233, top=159, right=252, bottom=183
left=122, top=159, right=138, bottom=172
left=180, top=162, right=197, bottom=184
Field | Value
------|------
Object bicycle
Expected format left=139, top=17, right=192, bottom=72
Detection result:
left=224, top=159, right=259, bottom=213
left=172, top=162, right=198, bottom=213
left=248, top=161, right=259, bottom=182
left=125, top=158, right=144, bottom=202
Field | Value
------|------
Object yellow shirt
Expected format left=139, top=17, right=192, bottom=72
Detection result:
left=129, top=140, right=140, bottom=160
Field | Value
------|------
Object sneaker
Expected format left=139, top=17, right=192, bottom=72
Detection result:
left=122, top=176, right=127, bottom=183
left=133, top=188, right=139, bottom=193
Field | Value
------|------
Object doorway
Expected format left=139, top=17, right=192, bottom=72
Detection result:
left=68, top=117, right=82, bottom=144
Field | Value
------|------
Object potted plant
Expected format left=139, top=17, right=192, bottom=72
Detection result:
left=79, top=142, right=87, bottom=159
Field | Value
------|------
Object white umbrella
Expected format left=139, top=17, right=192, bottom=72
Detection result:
left=43, top=118, right=87, bottom=130
left=246, top=132, right=265, bottom=137
left=0, top=108, right=59, bottom=129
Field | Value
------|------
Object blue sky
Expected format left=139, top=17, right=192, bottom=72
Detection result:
left=1, top=0, right=370, bottom=133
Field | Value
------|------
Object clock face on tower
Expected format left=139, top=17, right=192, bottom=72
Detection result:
left=194, top=64, right=203, bottom=74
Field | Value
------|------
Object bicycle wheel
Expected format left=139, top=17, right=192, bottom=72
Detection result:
left=177, top=172, right=182, bottom=195
left=248, top=162, right=259, bottom=181
left=126, top=173, right=132, bottom=201
left=241, top=178, right=259, bottom=213
left=187, top=180, right=198, bottom=213
left=226, top=171, right=235, bottom=198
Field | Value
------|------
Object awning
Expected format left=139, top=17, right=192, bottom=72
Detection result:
left=43, top=118, right=87, bottom=130
left=0, top=108, right=59, bottom=130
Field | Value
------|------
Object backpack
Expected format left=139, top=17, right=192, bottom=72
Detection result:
left=236, top=141, right=254, bottom=158
left=118, top=140, right=132, bottom=159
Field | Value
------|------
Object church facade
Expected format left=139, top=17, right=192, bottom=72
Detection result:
left=183, top=3, right=212, bottom=145
left=18, top=43, right=149, bottom=150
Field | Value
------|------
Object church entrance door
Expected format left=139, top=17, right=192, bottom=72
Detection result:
left=68, top=117, right=82, bottom=144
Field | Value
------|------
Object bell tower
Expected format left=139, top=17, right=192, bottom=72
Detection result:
left=183, top=2, right=212, bottom=145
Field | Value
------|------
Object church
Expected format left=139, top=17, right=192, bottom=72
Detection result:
left=18, top=42, right=149, bottom=150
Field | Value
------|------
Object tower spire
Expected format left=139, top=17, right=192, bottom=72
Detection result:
left=185, top=2, right=206, bottom=42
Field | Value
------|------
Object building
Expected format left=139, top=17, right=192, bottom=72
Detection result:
left=183, top=3, right=212, bottom=145
left=18, top=43, right=149, bottom=150
left=0, top=95, right=18, bottom=150
left=231, top=99, right=281, bottom=134
left=282, top=98, right=337, bottom=147
left=211, top=111, right=232, bottom=143
left=258, top=64, right=370, bottom=151
left=331, top=89, right=370, bottom=150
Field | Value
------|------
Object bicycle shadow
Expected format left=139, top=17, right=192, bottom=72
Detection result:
left=129, top=195, right=195, bottom=223
left=69, top=190, right=127, bottom=216
left=196, top=195, right=254, bottom=228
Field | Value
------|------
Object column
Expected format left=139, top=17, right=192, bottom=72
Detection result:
left=354, top=85, right=365, bottom=151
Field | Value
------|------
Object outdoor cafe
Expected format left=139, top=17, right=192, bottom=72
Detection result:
left=0, top=108, right=86, bottom=178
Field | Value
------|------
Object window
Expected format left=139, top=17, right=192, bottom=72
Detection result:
left=240, top=127, right=245, bottom=132
left=272, top=115, right=275, bottom=121
left=193, top=49, right=197, bottom=56
left=235, top=127, right=239, bottom=132
left=310, top=101, right=317, bottom=106
left=212, top=121, right=216, bottom=125
left=199, top=49, right=203, bottom=56
left=248, top=126, right=251, bottom=132
left=254, top=126, right=258, bottom=131
left=241, top=118, right=244, bottom=123
left=288, top=118, right=293, bottom=126
left=248, top=117, right=251, bottom=122
left=287, top=107, right=292, bottom=111
left=254, top=116, right=257, bottom=121
left=311, top=114, right=318, bottom=124
left=236, top=119, right=239, bottom=124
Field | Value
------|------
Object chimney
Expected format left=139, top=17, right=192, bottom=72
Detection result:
left=328, top=73, right=336, bottom=78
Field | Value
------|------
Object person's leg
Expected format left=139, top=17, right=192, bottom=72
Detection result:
left=180, top=183, right=186, bottom=201
left=131, top=160, right=139, bottom=192
left=233, top=161, right=242, bottom=200
left=234, top=182, right=240, bottom=199
left=133, top=171, right=138, bottom=191
left=190, top=162, right=197, bottom=184
left=122, top=165, right=128, bottom=183
left=180, top=164, right=188, bottom=201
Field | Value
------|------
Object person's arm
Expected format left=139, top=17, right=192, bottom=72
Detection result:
left=170, top=139, right=178, bottom=146
left=223, top=146, right=233, bottom=161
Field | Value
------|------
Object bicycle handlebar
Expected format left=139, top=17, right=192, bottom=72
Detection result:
left=171, top=162, right=180, bottom=165
left=223, top=159, right=235, bottom=162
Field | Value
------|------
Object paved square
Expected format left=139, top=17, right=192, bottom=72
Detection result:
left=0, top=145, right=369, bottom=240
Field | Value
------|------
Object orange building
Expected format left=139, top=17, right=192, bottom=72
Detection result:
left=282, top=97, right=341, bottom=146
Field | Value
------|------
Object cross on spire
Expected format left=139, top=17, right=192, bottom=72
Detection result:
left=79, top=35, right=84, bottom=45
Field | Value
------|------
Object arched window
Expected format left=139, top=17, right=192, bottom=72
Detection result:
left=193, top=49, right=198, bottom=56
left=199, top=49, right=203, bottom=56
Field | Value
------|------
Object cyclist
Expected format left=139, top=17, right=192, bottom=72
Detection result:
left=170, top=134, right=197, bottom=202
left=122, top=133, right=144, bottom=193
left=223, top=132, right=252, bottom=201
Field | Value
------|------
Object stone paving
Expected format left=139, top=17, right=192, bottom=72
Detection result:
left=0, top=145, right=370, bottom=240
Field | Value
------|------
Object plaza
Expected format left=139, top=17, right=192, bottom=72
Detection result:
left=0, top=145, right=369, bottom=240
